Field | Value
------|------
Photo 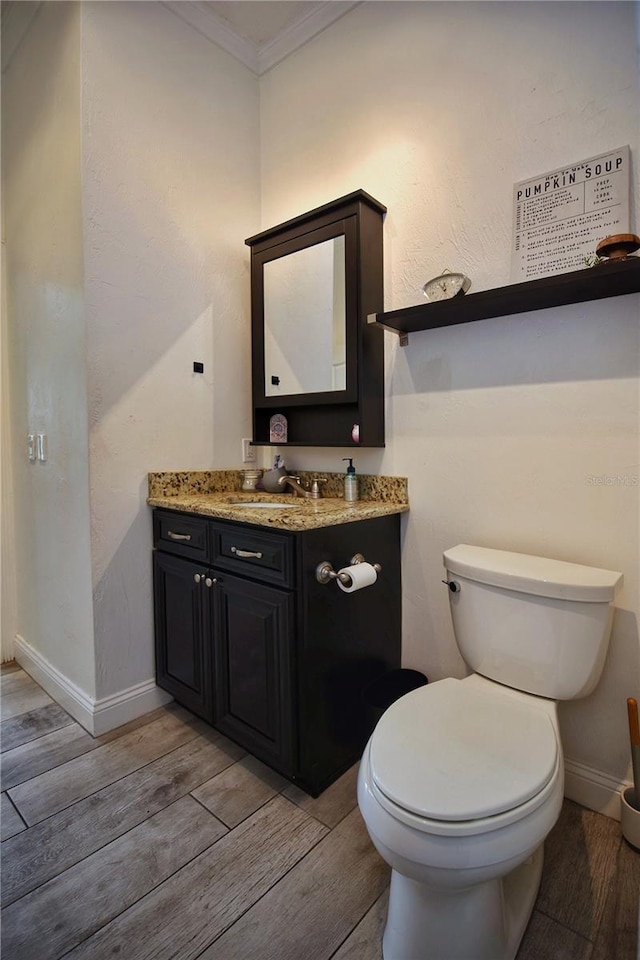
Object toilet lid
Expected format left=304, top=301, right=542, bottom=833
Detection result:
left=369, top=678, right=558, bottom=822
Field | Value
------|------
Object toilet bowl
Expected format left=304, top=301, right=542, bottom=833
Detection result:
left=358, top=675, right=564, bottom=960
left=358, top=544, right=622, bottom=960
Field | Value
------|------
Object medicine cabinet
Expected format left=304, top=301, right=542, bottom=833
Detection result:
left=246, top=190, right=386, bottom=447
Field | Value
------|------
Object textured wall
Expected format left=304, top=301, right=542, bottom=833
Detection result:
left=2, top=2, right=96, bottom=693
left=259, top=1, right=640, bottom=782
left=81, top=1, right=260, bottom=698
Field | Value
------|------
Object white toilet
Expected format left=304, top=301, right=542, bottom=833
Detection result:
left=358, top=543, right=622, bottom=960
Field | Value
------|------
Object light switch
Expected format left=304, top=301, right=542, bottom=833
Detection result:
left=27, top=434, right=36, bottom=461
left=36, top=434, right=48, bottom=462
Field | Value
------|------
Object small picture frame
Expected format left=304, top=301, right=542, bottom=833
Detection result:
left=269, top=413, right=288, bottom=444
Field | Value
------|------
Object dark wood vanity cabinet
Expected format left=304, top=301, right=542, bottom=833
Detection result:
left=153, top=508, right=401, bottom=795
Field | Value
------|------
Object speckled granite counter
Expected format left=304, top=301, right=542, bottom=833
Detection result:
left=148, top=470, right=409, bottom=531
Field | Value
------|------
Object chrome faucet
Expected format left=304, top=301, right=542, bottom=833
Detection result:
left=278, top=475, right=327, bottom=499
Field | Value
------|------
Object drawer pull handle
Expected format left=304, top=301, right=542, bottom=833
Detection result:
left=231, top=546, right=263, bottom=560
left=167, top=531, right=192, bottom=542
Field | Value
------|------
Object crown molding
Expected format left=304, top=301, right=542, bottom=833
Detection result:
left=2, top=2, right=360, bottom=78
left=258, top=1, right=360, bottom=74
left=163, top=1, right=360, bottom=76
left=163, top=2, right=260, bottom=73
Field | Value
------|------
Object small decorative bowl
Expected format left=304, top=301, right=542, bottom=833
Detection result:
left=595, top=233, right=640, bottom=260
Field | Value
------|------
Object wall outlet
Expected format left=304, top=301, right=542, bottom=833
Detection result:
left=242, top=438, right=256, bottom=464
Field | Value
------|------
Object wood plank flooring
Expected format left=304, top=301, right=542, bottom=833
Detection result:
left=1, top=662, right=638, bottom=959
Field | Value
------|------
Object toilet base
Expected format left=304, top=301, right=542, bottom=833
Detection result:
left=382, top=845, right=544, bottom=960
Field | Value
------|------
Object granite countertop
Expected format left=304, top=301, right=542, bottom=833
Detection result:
left=148, top=470, right=409, bottom=532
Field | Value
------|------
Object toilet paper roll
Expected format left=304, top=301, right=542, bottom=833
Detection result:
left=337, top=562, right=377, bottom=593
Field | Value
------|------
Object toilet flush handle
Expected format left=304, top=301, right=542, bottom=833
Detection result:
left=442, top=579, right=460, bottom=593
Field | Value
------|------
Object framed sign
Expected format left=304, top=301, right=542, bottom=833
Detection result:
left=511, top=146, right=630, bottom=281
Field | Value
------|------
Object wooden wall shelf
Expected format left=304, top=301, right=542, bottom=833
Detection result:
left=370, top=258, right=640, bottom=343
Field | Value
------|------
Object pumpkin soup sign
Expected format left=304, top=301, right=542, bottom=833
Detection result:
left=511, top=145, right=630, bottom=281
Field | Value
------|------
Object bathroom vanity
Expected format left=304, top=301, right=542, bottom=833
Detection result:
left=149, top=471, right=407, bottom=796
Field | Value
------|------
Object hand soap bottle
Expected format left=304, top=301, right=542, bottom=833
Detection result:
left=342, top=458, right=358, bottom=502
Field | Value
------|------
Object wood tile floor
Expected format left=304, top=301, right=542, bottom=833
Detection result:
left=1, top=661, right=638, bottom=960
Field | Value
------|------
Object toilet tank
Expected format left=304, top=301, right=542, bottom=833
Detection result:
left=443, top=545, right=623, bottom=700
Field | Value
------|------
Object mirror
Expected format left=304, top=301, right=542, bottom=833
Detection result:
left=263, top=236, right=346, bottom=396
left=246, top=190, right=386, bottom=447
left=251, top=216, right=358, bottom=407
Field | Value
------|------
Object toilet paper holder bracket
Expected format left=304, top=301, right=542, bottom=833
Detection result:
left=316, top=554, right=382, bottom=586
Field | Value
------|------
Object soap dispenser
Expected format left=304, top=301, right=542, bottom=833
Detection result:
left=342, top=458, right=358, bottom=502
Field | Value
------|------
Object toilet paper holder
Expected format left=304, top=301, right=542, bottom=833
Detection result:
left=316, top=553, right=382, bottom=586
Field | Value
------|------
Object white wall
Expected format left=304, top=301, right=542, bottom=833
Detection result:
left=2, top=1, right=260, bottom=724
left=81, top=1, right=260, bottom=699
left=2, top=2, right=97, bottom=694
left=259, top=1, right=640, bottom=787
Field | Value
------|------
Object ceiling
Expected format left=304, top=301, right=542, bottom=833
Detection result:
left=165, top=1, right=360, bottom=75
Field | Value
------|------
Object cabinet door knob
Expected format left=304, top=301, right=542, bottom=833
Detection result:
left=194, top=573, right=202, bottom=584
left=205, top=577, right=215, bottom=587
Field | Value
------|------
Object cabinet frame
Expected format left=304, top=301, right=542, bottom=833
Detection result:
left=247, top=190, right=386, bottom=447
left=152, top=508, right=401, bottom=796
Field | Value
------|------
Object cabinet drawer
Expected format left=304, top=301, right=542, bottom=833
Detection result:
left=212, top=522, right=293, bottom=587
left=154, top=510, right=209, bottom=561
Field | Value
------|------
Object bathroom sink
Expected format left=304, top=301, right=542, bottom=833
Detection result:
left=233, top=501, right=301, bottom=509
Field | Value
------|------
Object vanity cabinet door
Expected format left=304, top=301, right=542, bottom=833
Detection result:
left=153, top=551, right=214, bottom=723
left=212, top=572, right=294, bottom=776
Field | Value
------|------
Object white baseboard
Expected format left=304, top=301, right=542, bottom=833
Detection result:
left=564, top=756, right=628, bottom=821
left=13, top=635, right=172, bottom=737
left=91, top=679, right=173, bottom=736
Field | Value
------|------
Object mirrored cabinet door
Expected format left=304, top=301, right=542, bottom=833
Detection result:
left=246, top=190, right=386, bottom=448
left=263, top=234, right=347, bottom=397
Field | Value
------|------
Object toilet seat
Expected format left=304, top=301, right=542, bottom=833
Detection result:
left=369, top=677, right=559, bottom=830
